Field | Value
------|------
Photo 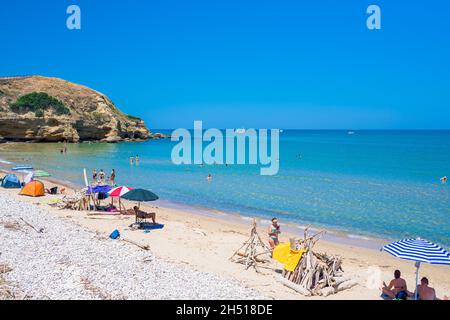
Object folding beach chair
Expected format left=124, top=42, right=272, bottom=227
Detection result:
left=135, top=210, right=156, bottom=224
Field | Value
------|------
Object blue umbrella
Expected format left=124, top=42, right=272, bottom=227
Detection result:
left=383, top=238, right=450, bottom=300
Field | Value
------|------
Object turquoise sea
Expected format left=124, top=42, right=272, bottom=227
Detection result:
left=1, top=130, right=450, bottom=247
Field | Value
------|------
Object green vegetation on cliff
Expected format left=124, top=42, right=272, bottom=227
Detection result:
left=126, top=114, right=141, bottom=121
left=10, top=92, right=70, bottom=116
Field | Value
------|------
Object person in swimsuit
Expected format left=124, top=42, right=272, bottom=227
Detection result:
left=109, top=169, right=116, bottom=186
left=441, top=176, right=447, bottom=184
left=130, top=156, right=134, bottom=165
left=98, top=169, right=105, bottom=185
left=268, top=217, right=281, bottom=249
left=415, top=277, right=436, bottom=300
left=92, top=169, right=97, bottom=185
left=381, top=270, right=409, bottom=300
left=133, top=206, right=156, bottom=224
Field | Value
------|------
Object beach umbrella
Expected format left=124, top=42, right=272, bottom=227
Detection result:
left=121, top=188, right=159, bottom=223
left=33, top=170, right=51, bottom=177
left=382, top=238, right=450, bottom=300
left=108, top=186, right=133, bottom=197
left=120, top=188, right=159, bottom=202
left=121, top=188, right=158, bottom=209
left=108, top=186, right=133, bottom=212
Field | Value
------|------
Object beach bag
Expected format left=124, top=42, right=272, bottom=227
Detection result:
left=109, top=229, right=120, bottom=239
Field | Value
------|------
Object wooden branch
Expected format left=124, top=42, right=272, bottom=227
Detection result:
left=19, top=218, right=43, bottom=233
left=121, top=238, right=150, bottom=251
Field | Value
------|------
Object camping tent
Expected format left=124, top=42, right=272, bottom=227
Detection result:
left=1, top=174, right=21, bottom=188
left=19, top=180, right=45, bottom=197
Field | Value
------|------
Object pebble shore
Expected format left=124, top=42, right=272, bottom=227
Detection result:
left=0, top=194, right=265, bottom=300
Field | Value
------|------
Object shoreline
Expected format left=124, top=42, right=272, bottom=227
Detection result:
left=1, top=168, right=450, bottom=299
left=0, top=162, right=389, bottom=251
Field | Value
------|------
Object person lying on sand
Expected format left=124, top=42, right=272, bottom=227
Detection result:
left=133, top=206, right=156, bottom=224
left=415, top=277, right=449, bottom=300
left=381, top=269, right=408, bottom=299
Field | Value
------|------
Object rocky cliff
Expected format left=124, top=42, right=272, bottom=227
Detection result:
left=0, top=76, right=151, bottom=142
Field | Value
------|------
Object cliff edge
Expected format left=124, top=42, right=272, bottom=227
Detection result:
left=0, top=76, right=151, bottom=142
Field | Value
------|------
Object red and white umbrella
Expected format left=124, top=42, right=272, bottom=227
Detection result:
left=108, top=186, right=133, bottom=198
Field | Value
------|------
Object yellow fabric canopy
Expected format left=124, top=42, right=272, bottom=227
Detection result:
left=272, top=242, right=305, bottom=272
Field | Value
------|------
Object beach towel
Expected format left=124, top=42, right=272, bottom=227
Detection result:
left=272, top=242, right=305, bottom=272
left=129, top=222, right=164, bottom=230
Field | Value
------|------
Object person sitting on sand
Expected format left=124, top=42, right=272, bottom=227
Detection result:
left=415, top=277, right=437, bottom=300
left=133, top=206, right=156, bottom=224
left=268, top=217, right=281, bottom=249
left=381, top=269, right=408, bottom=300
left=414, top=277, right=448, bottom=300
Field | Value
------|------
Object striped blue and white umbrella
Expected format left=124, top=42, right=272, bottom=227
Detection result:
left=382, top=238, right=450, bottom=299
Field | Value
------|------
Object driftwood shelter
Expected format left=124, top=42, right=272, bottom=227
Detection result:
left=230, top=221, right=357, bottom=297
left=229, top=219, right=272, bottom=272
left=277, top=227, right=357, bottom=296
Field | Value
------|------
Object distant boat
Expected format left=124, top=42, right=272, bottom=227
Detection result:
left=348, top=131, right=355, bottom=135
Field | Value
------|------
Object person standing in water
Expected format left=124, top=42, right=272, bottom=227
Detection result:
left=207, top=174, right=212, bottom=182
left=130, top=156, right=134, bottom=165
left=92, top=169, right=98, bottom=185
left=135, top=155, right=140, bottom=164
left=98, top=169, right=105, bottom=185
left=109, top=169, right=116, bottom=186
left=440, top=176, right=447, bottom=184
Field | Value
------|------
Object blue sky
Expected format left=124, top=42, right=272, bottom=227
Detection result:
left=0, top=0, right=449, bottom=129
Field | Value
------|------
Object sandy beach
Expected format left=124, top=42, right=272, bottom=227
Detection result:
left=1, top=172, right=449, bottom=300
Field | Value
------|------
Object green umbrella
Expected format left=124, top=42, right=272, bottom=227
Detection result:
left=120, top=188, right=159, bottom=202
left=33, top=170, right=51, bottom=177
